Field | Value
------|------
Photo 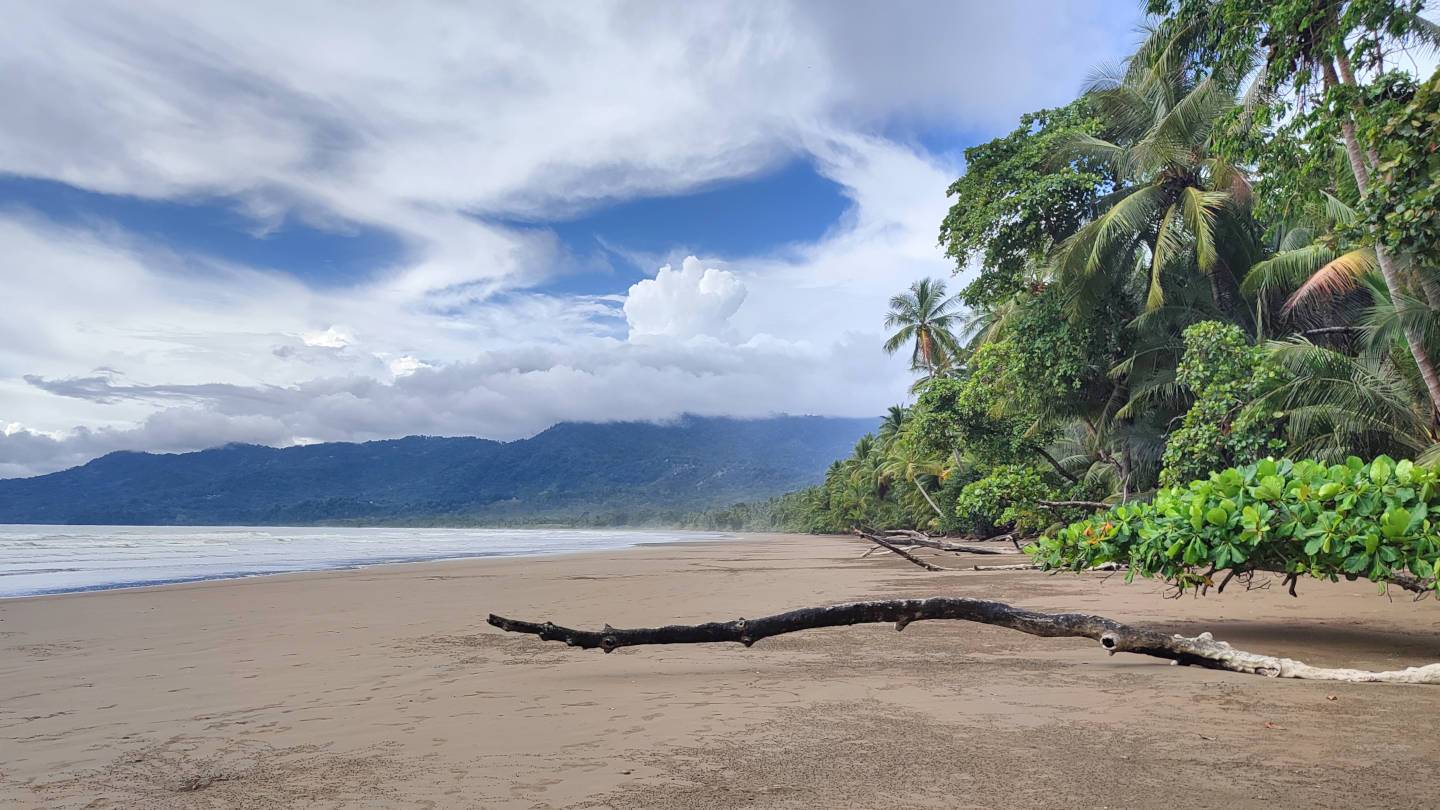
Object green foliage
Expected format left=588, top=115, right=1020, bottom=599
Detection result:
left=762, top=1, right=1440, bottom=549
left=1034, top=456, right=1440, bottom=594
left=680, top=489, right=843, bottom=533
left=910, top=344, right=1055, bottom=465
left=1148, top=0, right=1429, bottom=92
left=1160, top=322, right=1286, bottom=486
left=939, top=101, right=1108, bottom=307
left=951, top=465, right=1057, bottom=536
left=883, top=278, right=964, bottom=372
left=1362, top=69, right=1440, bottom=265
left=1000, top=286, right=1129, bottom=417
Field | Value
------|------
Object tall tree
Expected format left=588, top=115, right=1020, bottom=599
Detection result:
left=882, top=278, right=964, bottom=373
left=1050, top=42, right=1258, bottom=323
left=939, top=100, right=1108, bottom=308
left=1149, top=0, right=1440, bottom=414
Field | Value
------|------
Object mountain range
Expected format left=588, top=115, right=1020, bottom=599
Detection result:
left=0, top=415, right=874, bottom=526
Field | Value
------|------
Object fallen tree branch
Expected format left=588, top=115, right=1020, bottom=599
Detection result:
left=881, top=529, right=932, bottom=543
left=981, top=531, right=1024, bottom=551
left=488, top=597, right=1440, bottom=684
left=860, top=530, right=1016, bottom=557
left=972, top=562, right=1126, bottom=572
left=855, top=531, right=947, bottom=571
left=926, top=541, right=1016, bottom=555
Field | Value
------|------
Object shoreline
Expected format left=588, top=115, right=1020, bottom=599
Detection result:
left=0, top=525, right=738, bottom=601
left=6, top=533, right=1440, bottom=808
left=0, top=538, right=739, bottom=602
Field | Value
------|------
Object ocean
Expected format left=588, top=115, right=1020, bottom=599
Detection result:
left=0, top=524, right=731, bottom=598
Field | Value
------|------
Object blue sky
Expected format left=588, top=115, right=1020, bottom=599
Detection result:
left=0, top=175, right=411, bottom=284
left=0, top=1, right=1143, bottom=476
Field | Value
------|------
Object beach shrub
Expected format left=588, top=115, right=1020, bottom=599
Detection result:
left=952, top=465, right=1056, bottom=536
left=1033, top=456, right=1440, bottom=594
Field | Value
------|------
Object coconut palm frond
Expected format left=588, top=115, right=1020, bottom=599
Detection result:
left=1179, top=187, right=1229, bottom=272
left=1242, top=243, right=1340, bottom=297
left=1320, top=191, right=1359, bottom=227
left=1282, top=247, right=1378, bottom=313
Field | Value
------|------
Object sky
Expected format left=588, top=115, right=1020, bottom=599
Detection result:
left=0, top=1, right=1144, bottom=478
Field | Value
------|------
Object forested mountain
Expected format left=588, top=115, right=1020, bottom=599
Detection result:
left=0, top=416, right=875, bottom=526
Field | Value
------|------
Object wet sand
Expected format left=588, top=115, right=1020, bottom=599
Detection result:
left=3, top=533, right=1440, bottom=809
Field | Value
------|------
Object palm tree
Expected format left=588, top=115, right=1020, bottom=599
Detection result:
left=883, top=278, right=964, bottom=373
left=1050, top=43, right=1257, bottom=323
left=1262, top=336, right=1438, bottom=461
left=879, top=438, right=949, bottom=518
left=875, top=405, right=908, bottom=452
left=1241, top=193, right=1375, bottom=322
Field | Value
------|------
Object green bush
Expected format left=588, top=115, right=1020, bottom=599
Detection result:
left=953, top=465, right=1056, bottom=536
left=1032, top=456, right=1440, bottom=594
left=1159, top=321, right=1285, bottom=487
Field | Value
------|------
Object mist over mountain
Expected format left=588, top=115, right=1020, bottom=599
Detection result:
left=0, top=415, right=875, bottom=526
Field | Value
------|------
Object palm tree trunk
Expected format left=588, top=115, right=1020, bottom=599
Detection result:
left=912, top=479, right=944, bottom=518
left=1036, top=447, right=1079, bottom=484
left=1209, top=260, right=1254, bottom=335
left=1118, top=449, right=1132, bottom=502
left=1323, top=59, right=1440, bottom=416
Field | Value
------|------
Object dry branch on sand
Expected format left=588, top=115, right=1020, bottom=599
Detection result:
left=857, top=530, right=1020, bottom=558
left=489, top=596, right=1440, bottom=684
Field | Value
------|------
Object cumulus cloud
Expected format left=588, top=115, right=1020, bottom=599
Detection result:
left=0, top=2, right=1144, bottom=476
left=623, top=257, right=747, bottom=342
left=301, top=326, right=355, bottom=350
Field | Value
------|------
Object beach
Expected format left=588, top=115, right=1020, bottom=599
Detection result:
left=4, top=533, right=1440, bottom=809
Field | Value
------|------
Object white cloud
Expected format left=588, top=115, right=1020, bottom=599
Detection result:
left=387, top=355, right=430, bottom=378
left=624, top=257, right=747, bottom=342
left=0, top=1, right=1145, bottom=476
left=301, top=326, right=354, bottom=349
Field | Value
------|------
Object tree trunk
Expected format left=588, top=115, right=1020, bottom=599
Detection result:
left=1117, top=447, right=1133, bottom=502
left=913, top=479, right=944, bottom=518
left=859, top=530, right=1017, bottom=557
left=1036, top=447, right=1078, bottom=483
left=1210, top=260, right=1255, bottom=335
left=1323, top=59, right=1440, bottom=416
left=1332, top=53, right=1440, bottom=310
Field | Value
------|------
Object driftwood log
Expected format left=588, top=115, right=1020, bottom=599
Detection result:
left=488, top=596, right=1440, bottom=684
left=857, top=531, right=947, bottom=571
left=859, top=530, right=1019, bottom=557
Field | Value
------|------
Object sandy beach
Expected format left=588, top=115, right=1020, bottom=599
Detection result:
left=4, top=533, right=1440, bottom=809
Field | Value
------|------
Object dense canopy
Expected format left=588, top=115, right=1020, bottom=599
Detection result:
left=709, top=0, right=1440, bottom=597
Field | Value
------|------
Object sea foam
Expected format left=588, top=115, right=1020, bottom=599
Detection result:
left=0, top=525, right=729, bottom=597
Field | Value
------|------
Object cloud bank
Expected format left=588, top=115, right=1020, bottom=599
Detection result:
left=0, top=1, right=1141, bottom=476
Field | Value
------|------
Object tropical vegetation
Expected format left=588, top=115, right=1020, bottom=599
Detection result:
left=752, top=0, right=1440, bottom=595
